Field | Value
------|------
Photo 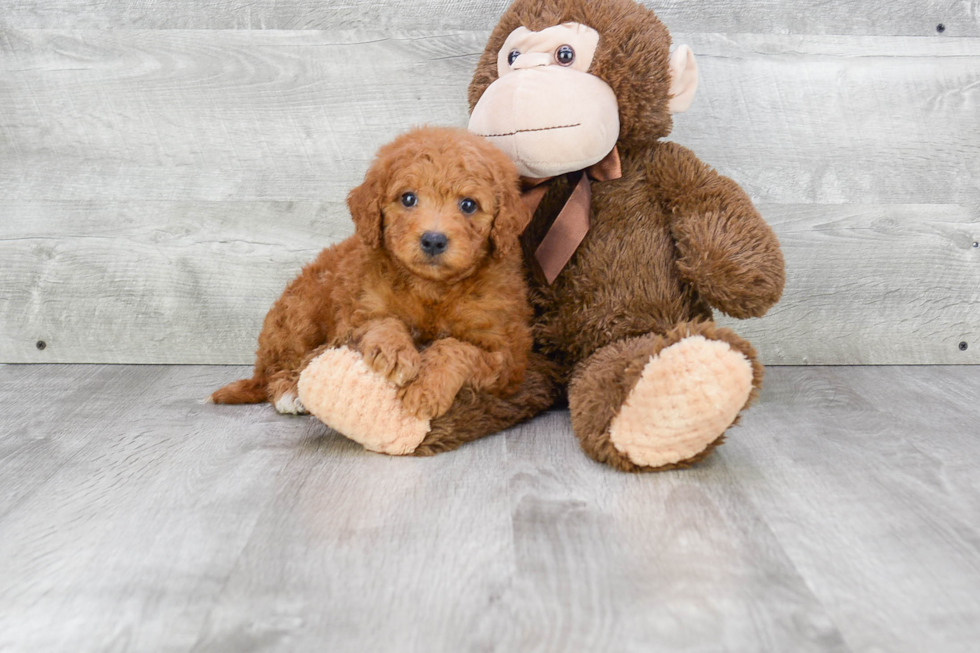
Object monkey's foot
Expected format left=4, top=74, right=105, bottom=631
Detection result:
left=608, top=335, right=753, bottom=468
left=298, top=347, right=430, bottom=456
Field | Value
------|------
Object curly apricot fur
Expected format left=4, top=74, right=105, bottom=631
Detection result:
left=211, top=127, right=533, bottom=414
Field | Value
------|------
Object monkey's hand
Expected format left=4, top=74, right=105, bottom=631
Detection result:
left=651, top=142, right=785, bottom=319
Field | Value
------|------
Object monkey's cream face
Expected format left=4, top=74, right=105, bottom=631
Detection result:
left=468, top=22, right=621, bottom=179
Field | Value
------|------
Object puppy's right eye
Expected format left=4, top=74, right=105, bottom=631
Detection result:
left=400, top=192, right=417, bottom=208
left=508, top=50, right=521, bottom=66
left=459, top=198, right=478, bottom=215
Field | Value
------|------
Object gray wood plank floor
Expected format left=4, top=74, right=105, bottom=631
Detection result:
left=1, top=364, right=978, bottom=652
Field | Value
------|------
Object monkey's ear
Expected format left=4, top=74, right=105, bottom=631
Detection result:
left=347, top=165, right=385, bottom=249
left=668, top=45, right=699, bottom=114
left=491, top=181, right=530, bottom=259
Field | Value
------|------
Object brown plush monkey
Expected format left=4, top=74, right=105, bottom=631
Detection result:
left=300, top=0, right=785, bottom=471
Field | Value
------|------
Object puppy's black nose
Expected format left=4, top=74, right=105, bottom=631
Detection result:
left=420, top=231, right=449, bottom=256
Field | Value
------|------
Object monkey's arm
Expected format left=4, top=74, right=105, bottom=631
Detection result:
left=649, top=141, right=785, bottom=319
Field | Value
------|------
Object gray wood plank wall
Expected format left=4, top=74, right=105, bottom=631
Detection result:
left=1, top=3, right=978, bottom=364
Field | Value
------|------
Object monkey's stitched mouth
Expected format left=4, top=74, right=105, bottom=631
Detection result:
left=475, top=123, right=581, bottom=138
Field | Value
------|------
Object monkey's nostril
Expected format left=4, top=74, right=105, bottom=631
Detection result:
left=420, top=232, right=449, bottom=256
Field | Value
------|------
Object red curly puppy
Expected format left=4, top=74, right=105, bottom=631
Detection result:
left=211, top=126, right=532, bottom=420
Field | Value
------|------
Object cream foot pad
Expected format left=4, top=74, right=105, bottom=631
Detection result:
left=608, top=336, right=753, bottom=468
left=298, top=347, right=431, bottom=456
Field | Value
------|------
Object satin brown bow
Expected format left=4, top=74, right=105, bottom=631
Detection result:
left=520, top=146, right=623, bottom=284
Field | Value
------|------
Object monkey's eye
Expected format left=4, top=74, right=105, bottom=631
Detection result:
left=508, top=49, right=521, bottom=66
left=459, top=198, right=478, bottom=215
left=400, top=192, right=417, bottom=208
left=556, top=45, right=575, bottom=66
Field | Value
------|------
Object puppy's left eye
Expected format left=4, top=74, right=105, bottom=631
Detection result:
left=400, top=192, right=417, bottom=208
left=459, top=198, right=478, bottom=215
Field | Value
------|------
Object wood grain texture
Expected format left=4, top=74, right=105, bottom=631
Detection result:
left=1, top=0, right=977, bottom=36
left=2, top=201, right=976, bottom=364
left=0, top=364, right=309, bottom=652
left=1, top=29, right=978, bottom=364
left=718, top=203, right=980, bottom=365
left=2, top=31, right=978, bottom=205
left=677, top=34, right=980, bottom=206
left=2, top=364, right=980, bottom=652
left=0, top=29, right=473, bottom=202
left=0, top=201, right=343, bottom=364
left=729, top=366, right=980, bottom=653
left=192, top=410, right=518, bottom=653
left=497, top=411, right=849, bottom=652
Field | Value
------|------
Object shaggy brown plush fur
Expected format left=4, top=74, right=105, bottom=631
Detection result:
left=413, top=351, right=561, bottom=456
left=567, top=321, right=763, bottom=472
left=211, top=126, right=533, bottom=420
left=412, top=0, right=785, bottom=470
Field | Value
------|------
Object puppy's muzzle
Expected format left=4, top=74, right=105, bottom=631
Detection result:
left=420, top=231, right=449, bottom=257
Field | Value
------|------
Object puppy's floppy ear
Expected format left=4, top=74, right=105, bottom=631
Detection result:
left=347, top=161, right=386, bottom=249
left=491, top=178, right=530, bottom=258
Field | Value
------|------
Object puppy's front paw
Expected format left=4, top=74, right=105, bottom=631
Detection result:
left=399, top=376, right=457, bottom=421
left=360, top=340, right=421, bottom=387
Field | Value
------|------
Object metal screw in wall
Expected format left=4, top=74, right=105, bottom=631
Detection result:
left=36, top=340, right=47, bottom=351
left=937, top=24, right=946, bottom=33
left=960, top=342, right=969, bottom=352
